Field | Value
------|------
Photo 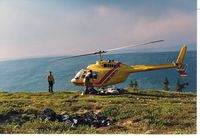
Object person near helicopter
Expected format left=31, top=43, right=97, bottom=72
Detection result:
left=83, top=70, right=94, bottom=95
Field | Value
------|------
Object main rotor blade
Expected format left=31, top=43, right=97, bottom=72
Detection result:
left=54, top=39, right=164, bottom=61
left=106, top=40, right=164, bottom=52
left=54, top=50, right=107, bottom=61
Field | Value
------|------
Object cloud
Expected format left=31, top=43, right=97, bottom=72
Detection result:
left=0, top=3, right=196, bottom=59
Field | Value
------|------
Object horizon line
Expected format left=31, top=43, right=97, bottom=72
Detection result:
left=0, top=49, right=196, bottom=62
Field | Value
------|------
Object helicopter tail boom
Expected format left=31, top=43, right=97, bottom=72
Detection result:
left=129, top=63, right=176, bottom=73
left=129, top=45, right=187, bottom=77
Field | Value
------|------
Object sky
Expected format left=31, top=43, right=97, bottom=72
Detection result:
left=0, top=0, right=197, bottom=59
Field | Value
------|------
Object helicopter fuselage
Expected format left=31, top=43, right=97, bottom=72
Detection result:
left=71, top=60, right=130, bottom=87
left=71, top=46, right=187, bottom=87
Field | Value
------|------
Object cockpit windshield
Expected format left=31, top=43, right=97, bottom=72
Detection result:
left=74, top=70, right=88, bottom=79
left=74, top=70, right=83, bottom=79
left=74, top=70, right=99, bottom=79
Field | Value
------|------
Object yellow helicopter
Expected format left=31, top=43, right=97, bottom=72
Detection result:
left=59, top=40, right=187, bottom=87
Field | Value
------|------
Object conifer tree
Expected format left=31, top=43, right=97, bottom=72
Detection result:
left=129, top=80, right=138, bottom=89
left=133, top=80, right=138, bottom=89
left=176, top=79, right=181, bottom=92
left=163, top=77, right=170, bottom=91
left=176, top=79, right=189, bottom=92
left=129, top=80, right=134, bottom=88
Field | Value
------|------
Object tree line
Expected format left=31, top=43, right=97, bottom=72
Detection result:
left=129, top=77, right=189, bottom=92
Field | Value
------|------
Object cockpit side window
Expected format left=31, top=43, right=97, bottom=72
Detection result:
left=81, top=71, right=87, bottom=78
left=92, top=72, right=98, bottom=79
left=103, top=64, right=116, bottom=68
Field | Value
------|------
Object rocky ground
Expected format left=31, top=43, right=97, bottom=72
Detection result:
left=0, top=89, right=196, bottom=134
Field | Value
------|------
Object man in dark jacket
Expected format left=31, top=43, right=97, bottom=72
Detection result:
left=48, top=71, right=54, bottom=93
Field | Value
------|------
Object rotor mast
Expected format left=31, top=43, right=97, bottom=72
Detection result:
left=94, top=50, right=106, bottom=61
left=100, top=52, right=102, bottom=60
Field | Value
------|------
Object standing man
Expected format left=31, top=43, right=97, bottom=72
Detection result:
left=48, top=71, right=54, bottom=93
left=83, top=70, right=93, bottom=95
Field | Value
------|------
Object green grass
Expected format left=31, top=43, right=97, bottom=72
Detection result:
left=0, top=89, right=196, bottom=134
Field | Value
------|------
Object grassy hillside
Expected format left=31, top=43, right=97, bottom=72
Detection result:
left=0, top=89, right=196, bottom=134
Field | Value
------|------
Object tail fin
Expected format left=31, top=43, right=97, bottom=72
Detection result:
left=176, top=45, right=187, bottom=64
left=176, top=45, right=187, bottom=77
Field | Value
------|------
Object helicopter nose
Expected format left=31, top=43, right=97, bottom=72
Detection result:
left=71, top=78, right=76, bottom=84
